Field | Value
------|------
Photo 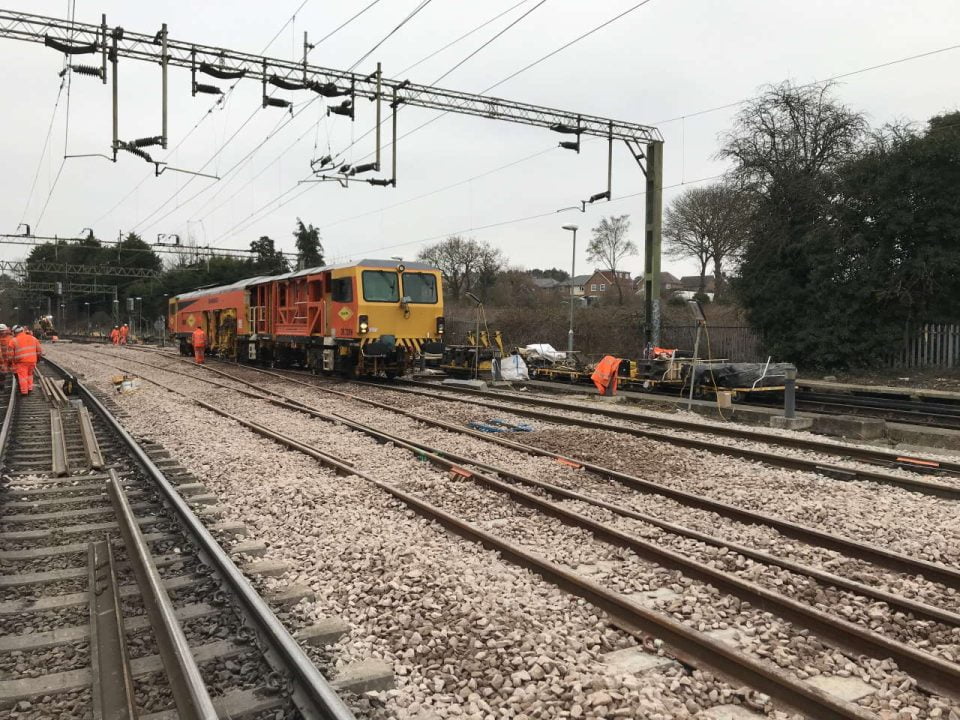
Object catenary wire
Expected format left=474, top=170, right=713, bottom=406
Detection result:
left=348, top=0, right=435, bottom=72
left=34, top=0, right=76, bottom=234
left=431, top=0, right=548, bottom=85
left=206, top=0, right=659, bottom=239
left=333, top=0, right=658, bottom=163
left=323, top=35, right=960, bottom=237
left=197, top=2, right=542, bottom=233
left=397, top=0, right=532, bottom=76
left=342, top=173, right=727, bottom=258
left=89, top=0, right=313, bottom=230
left=20, top=75, right=66, bottom=227
left=128, top=0, right=390, bottom=234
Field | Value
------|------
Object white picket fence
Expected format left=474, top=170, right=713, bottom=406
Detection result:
left=893, top=324, right=960, bottom=368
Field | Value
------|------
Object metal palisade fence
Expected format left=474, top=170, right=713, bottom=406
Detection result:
left=894, top=323, right=960, bottom=368
left=661, top=325, right=767, bottom=363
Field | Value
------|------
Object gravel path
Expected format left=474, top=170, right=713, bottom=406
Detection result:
left=51, top=346, right=960, bottom=718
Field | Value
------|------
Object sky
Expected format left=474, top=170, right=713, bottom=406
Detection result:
left=1, top=0, right=958, bottom=281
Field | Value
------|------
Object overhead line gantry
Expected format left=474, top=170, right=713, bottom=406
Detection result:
left=0, top=8, right=666, bottom=341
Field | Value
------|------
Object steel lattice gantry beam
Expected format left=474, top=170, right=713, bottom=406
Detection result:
left=16, top=280, right=118, bottom=295
left=0, top=260, right=161, bottom=279
left=0, top=8, right=665, bottom=342
left=0, top=9, right=661, bottom=145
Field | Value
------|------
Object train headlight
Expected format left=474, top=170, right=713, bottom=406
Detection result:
left=359, top=315, right=369, bottom=334
left=436, top=316, right=445, bottom=336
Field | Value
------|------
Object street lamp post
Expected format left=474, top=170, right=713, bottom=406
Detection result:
left=84, top=302, right=90, bottom=332
left=562, top=225, right=578, bottom=353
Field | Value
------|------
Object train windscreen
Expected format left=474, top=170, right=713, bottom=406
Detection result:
left=362, top=270, right=400, bottom=302
left=402, top=272, right=438, bottom=303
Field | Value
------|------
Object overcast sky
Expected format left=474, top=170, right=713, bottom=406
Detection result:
left=1, top=0, right=958, bottom=280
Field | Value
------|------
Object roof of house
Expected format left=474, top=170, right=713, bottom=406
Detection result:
left=531, top=277, right=560, bottom=288
left=661, top=272, right=681, bottom=285
left=680, top=275, right=717, bottom=291
left=558, top=274, right=591, bottom=286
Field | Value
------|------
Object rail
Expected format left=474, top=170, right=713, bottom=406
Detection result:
left=41, top=355, right=357, bottom=720
left=62, top=347, right=960, bottom=717
left=107, top=470, right=219, bottom=720
left=87, top=357, right=878, bottom=719
left=0, top=379, right=16, bottom=465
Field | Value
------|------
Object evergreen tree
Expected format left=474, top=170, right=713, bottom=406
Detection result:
left=293, top=219, right=323, bottom=269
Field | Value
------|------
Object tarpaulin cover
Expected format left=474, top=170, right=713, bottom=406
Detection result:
left=692, top=362, right=795, bottom=388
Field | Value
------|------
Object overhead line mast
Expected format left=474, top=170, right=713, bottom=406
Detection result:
left=0, top=8, right=666, bottom=342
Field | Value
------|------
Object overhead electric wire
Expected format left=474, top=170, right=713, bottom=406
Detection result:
left=430, top=0, right=547, bottom=85
left=135, top=102, right=315, bottom=234
left=348, top=0, right=435, bottom=72
left=205, top=0, right=656, bottom=243
left=397, top=0, right=531, bottom=76
left=197, top=2, right=548, bottom=235
left=652, top=40, right=960, bottom=125
left=313, top=0, right=384, bottom=48
left=218, top=143, right=561, bottom=242
left=89, top=0, right=313, bottom=230
left=204, top=7, right=957, bottom=252
left=345, top=173, right=727, bottom=258
left=337, top=0, right=657, bottom=164
left=128, top=0, right=391, bottom=235
left=489, top=0, right=655, bottom=93
left=34, top=0, right=76, bottom=234
left=20, top=76, right=66, bottom=227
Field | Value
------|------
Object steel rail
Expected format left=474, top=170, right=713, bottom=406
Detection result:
left=61, top=350, right=960, bottom=701
left=84, top=360, right=879, bottom=719
left=79, top=406, right=105, bottom=470
left=0, top=379, right=17, bottom=466
left=75, top=348, right=960, bottom=590
left=380, top=379, right=960, bottom=498
left=41, top=356, right=357, bottom=720
left=395, top=378, right=960, bottom=478
left=88, top=539, right=138, bottom=720
left=50, top=408, right=69, bottom=477
left=323, top=410, right=960, bottom=628
left=106, top=470, right=219, bottom=720
left=229, top=377, right=960, bottom=613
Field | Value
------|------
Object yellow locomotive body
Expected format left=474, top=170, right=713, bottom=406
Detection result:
left=169, top=259, right=445, bottom=376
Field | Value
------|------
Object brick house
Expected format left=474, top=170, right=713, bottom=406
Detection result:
left=584, top=269, right=632, bottom=302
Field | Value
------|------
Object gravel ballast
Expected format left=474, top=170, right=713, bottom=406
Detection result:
left=48, top=345, right=960, bottom=719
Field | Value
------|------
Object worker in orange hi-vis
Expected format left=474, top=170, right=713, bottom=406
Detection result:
left=0, top=324, right=14, bottom=387
left=110, top=326, right=120, bottom=345
left=119, top=323, right=129, bottom=345
left=12, top=325, right=41, bottom=395
left=192, top=325, right=206, bottom=364
left=591, top=355, right=622, bottom=397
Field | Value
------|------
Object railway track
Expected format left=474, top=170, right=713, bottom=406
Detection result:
left=0, top=361, right=357, bottom=719
left=55, top=344, right=960, bottom=719
left=115, top=344, right=960, bottom=494
left=389, top=378, right=960, bottom=486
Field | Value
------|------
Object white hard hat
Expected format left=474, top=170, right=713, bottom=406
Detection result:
left=0, top=324, right=7, bottom=331
left=12, top=325, right=22, bottom=333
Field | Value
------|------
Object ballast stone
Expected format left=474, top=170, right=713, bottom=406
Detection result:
left=806, top=674, right=876, bottom=702
left=699, top=704, right=766, bottom=719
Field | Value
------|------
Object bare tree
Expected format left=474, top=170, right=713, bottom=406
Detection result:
left=720, top=81, right=867, bottom=199
left=586, top=214, right=636, bottom=305
left=417, top=235, right=503, bottom=303
left=664, top=183, right=750, bottom=296
left=664, top=197, right=712, bottom=294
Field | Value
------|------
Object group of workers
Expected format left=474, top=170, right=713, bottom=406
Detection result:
left=109, top=323, right=130, bottom=345
left=0, top=324, right=42, bottom=395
